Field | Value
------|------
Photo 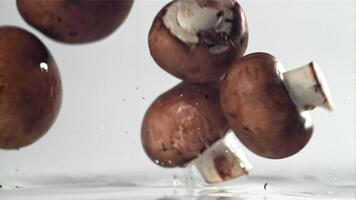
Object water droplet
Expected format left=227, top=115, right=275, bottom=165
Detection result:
left=264, top=182, right=268, bottom=190
left=180, top=94, right=184, bottom=97
left=122, top=98, right=126, bottom=102
left=40, top=62, right=48, bottom=71
left=154, top=159, right=160, bottom=164
left=194, top=102, right=199, bottom=106
left=172, top=175, right=181, bottom=187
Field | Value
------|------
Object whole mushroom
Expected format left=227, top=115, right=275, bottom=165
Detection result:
left=148, top=0, right=248, bottom=83
left=141, top=82, right=252, bottom=183
left=220, top=52, right=332, bottom=159
left=17, top=0, right=133, bottom=44
left=0, top=26, right=62, bottom=149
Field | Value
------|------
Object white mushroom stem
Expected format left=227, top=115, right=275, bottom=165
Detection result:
left=163, top=0, right=234, bottom=45
left=177, top=2, right=222, bottom=35
left=283, top=62, right=333, bottom=112
left=192, top=132, right=252, bottom=183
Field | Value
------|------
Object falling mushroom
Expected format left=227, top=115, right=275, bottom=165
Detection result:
left=0, top=26, right=62, bottom=149
left=220, top=52, right=333, bottom=159
left=141, top=82, right=252, bottom=183
left=17, top=0, right=133, bottom=44
left=148, top=0, right=248, bottom=83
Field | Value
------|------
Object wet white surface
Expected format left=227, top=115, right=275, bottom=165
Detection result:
left=0, top=172, right=355, bottom=200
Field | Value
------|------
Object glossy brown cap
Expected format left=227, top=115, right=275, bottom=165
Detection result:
left=0, top=26, right=62, bottom=149
left=141, top=82, right=229, bottom=167
left=220, top=52, right=313, bottom=159
left=148, top=0, right=248, bottom=83
left=17, top=0, right=133, bottom=44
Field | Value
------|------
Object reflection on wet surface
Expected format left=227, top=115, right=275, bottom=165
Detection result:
left=0, top=174, right=354, bottom=200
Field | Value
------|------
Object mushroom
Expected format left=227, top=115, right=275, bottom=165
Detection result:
left=148, top=0, right=248, bottom=83
left=17, top=0, right=133, bottom=44
left=220, top=52, right=333, bottom=159
left=141, top=82, right=252, bottom=183
left=0, top=26, right=62, bottom=149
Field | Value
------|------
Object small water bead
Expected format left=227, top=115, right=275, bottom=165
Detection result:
left=172, top=175, right=181, bottom=187
left=40, top=62, right=48, bottom=71
left=264, top=182, right=268, bottom=190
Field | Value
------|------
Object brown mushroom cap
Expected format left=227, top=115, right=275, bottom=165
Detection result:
left=148, top=0, right=248, bottom=83
left=0, top=26, right=62, bottom=149
left=220, top=52, right=313, bottom=159
left=141, top=82, right=229, bottom=167
left=17, top=0, right=133, bottom=44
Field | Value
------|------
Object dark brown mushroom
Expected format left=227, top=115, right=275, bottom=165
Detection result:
left=220, top=52, right=332, bottom=159
left=148, top=0, right=248, bottom=83
left=0, top=26, right=62, bottom=149
left=141, top=82, right=252, bottom=183
left=17, top=0, right=133, bottom=44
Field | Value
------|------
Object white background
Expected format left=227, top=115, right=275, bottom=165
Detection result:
left=0, top=0, right=354, bottom=185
